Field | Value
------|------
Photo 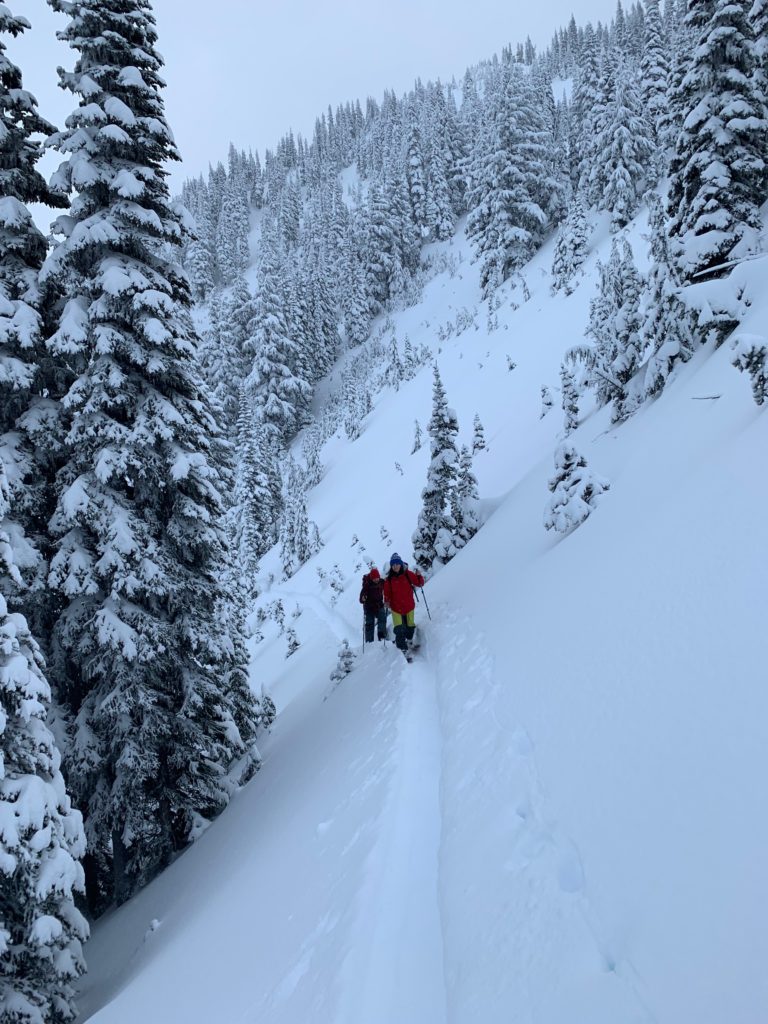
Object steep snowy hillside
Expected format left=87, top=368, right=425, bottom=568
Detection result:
left=76, top=202, right=767, bottom=1024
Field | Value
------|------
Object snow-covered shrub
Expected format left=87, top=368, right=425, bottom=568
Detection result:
left=330, top=565, right=345, bottom=596
left=732, top=334, right=768, bottom=407
left=540, top=387, right=554, bottom=419
left=285, top=628, right=300, bottom=658
left=544, top=445, right=610, bottom=534
left=330, top=640, right=355, bottom=683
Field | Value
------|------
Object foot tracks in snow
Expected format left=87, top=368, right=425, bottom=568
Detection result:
left=432, top=609, right=656, bottom=1024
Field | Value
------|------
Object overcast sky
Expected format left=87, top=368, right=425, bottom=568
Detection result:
left=16, top=0, right=619, bottom=194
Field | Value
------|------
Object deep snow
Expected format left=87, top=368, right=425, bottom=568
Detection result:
left=77, top=195, right=768, bottom=1023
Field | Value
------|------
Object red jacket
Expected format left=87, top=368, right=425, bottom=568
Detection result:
left=383, top=567, right=425, bottom=615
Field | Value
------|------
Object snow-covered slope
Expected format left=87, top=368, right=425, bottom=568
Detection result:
left=77, top=203, right=768, bottom=1024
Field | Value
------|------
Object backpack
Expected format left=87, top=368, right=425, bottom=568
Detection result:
left=360, top=573, right=383, bottom=607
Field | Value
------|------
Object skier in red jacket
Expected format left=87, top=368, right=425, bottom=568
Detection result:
left=382, top=553, right=425, bottom=653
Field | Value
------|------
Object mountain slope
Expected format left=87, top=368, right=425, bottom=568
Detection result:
left=77, top=200, right=768, bottom=1024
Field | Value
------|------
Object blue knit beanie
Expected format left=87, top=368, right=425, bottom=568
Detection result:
left=390, top=552, right=403, bottom=566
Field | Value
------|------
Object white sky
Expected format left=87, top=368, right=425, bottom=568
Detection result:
left=15, top=0, right=619, bottom=194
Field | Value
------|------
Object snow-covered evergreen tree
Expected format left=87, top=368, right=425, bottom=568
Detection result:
left=667, top=0, right=768, bottom=279
left=641, top=191, right=695, bottom=399
left=608, top=239, right=645, bottom=420
left=452, top=445, right=481, bottom=547
left=402, top=335, right=419, bottom=380
left=544, top=444, right=610, bottom=533
left=279, top=462, right=321, bottom=579
left=550, top=193, right=589, bottom=294
left=411, top=418, right=423, bottom=454
left=0, top=5, right=63, bottom=431
left=278, top=179, right=301, bottom=249
left=216, top=172, right=251, bottom=285
left=246, top=225, right=310, bottom=442
left=0, top=3, right=69, bottom=616
left=301, top=424, right=325, bottom=489
left=560, top=364, right=580, bottom=435
left=533, top=65, right=571, bottom=229
left=412, top=365, right=460, bottom=572
left=210, top=276, right=253, bottom=439
left=641, top=0, right=673, bottom=162
left=0, top=454, right=89, bottom=1024
left=405, top=111, right=428, bottom=235
left=388, top=336, right=403, bottom=388
left=341, top=235, right=373, bottom=346
left=752, top=0, right=768, bottom=78
left=598, top=57, right=653, bottom=229
left=466, top=63, right=548, bottom=293
left=229, top=393, right=273, bottom=593
left=584, top=44, right=619, bottom=204
left=42, top=0, right=263, bottom=911
left=587, top=237, right=644, bottom=418
left=573, top=23, right=603, bottom=199
left=472, top=413, right=486, bottom=454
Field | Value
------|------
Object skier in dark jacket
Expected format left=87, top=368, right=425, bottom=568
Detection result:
left=383, top=553, right=425, bottom=652
left=359, top=567, right=388, bottom=643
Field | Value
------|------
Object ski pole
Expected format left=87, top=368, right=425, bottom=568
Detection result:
left=408, top=566, right=432, bottom=621
left=421, top=586, right=432, bottom=621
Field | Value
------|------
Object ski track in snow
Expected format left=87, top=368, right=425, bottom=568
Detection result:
left=338, top=636, right=448, bottom=1024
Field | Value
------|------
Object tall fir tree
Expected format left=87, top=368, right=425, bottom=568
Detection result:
left=608, top=238, right=645, bottom=420
left=530, top=64, right=570, bottom=229
left=42, top=0, right=263, bottom=912
left=0, top=3, right=69, bottom=622
left=466, top=63, right=548, bottom=293
left=405, top=111, right=428, bottom=235
left=667, top=0, right=768, bottom=279
left=550, top=192, right=589, bottom=294
left=1, top=453, right=89, bottom=1024
left=412, top=365, right=460, bottom=572
left=228, top=392, right=270, bottom=593
left=599, top=57, right=653, bottom=229
left=216, top=173, right=250, bottom=284
left=641, top=191, right=695, bottom=399
left=573, top=23, right=603, bottom=198
left=210, top=276, right=253, bottom=440
left=472, top=413, right=486, bottom=454
left=560, top=364, right=580, bottom=434
left=587, top=237, right=644, bottom=416
left=751, top=0, right=768, bottom=192
left=752, top=0, right=768, bottom=77
left=641, top=0, right=674, bottom=161
left=452, top=445, right=481, bottom=548
left=245, top=224, right=310, bottom=442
